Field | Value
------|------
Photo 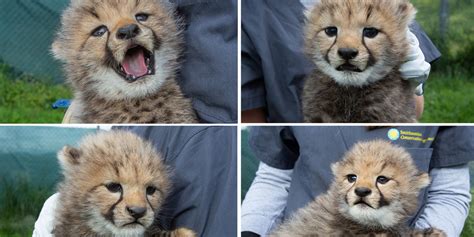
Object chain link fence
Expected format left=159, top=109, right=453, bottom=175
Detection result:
left=0, top=126, right=99, bottom=189
left=0, top=0, right=69, bottom=83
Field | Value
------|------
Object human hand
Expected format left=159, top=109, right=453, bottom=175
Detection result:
left=400, top=30, right=431, bottom=96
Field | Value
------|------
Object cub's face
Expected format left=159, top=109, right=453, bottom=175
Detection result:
left=53, top=0, right=180, bottom=99
left=59, top=131, right=170, bottom=236
left=305, top=0, right=416, bottom=86
left=331, top=140, right=429, bottom=228
left=85, top=164, right=167, bottom=236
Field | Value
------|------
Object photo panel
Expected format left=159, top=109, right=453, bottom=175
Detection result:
left=0, top=125, right=237, bottom=236
left=241, top=0, right=474, bottom=123
left=0, top=0, right=237, bottom=124
left=241, top=126, right=474, bottom=236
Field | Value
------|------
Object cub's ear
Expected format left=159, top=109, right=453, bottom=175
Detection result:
left=395, top=0, right=417, bottom=28
left=58, top=145, right=82, bottom=171
left=413, top=172, right=430, bottom=190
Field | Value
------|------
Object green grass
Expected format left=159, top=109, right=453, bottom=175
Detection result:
left=421, top=72, right=474, bottom=123
left=0, top=65, right=71, bottom=123
left=0, top=177, right=53, bottom=237
left=412, top=0, right=474, bottom=75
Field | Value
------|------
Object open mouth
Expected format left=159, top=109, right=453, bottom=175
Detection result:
left=114, top=45, right=155, bottom=83
left=336, top=63, right=362, bottom=73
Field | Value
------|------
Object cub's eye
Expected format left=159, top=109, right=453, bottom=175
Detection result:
left=146, top=186, right=157, bottom=195
left=91, top=25, right=108, bottom=37
left=136, top=13, right=149, bottom=22
left=363, top=27, right=379, bottom=38
left=347, top=174, right=357, bottom=183
left=325, top=27, right=338, bottom=37
left=377, top=176, right=390, bottom=184
left=105, top=183, right=122, bottom=193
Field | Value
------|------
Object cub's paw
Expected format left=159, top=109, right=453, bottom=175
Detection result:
left=410, top=227, right=447, bottom=237
left=173, top=228, right=196, bottom=237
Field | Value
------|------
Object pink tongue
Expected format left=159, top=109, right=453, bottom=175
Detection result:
left=122, top=47, right=148, bottom=78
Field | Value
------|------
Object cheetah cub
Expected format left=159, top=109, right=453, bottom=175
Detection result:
left=302, top=0, right=419, bottom=123
left=272, top=140, right=446, bottom=237
left=53, top=0, right=197, bottom=123
left=54, top=130, right=195, bottom=237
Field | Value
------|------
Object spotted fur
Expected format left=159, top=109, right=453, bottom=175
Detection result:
left=302, top=0, right=418, bottom=123
left=53, top=0, right=197, bottom=123
left=54, top=131, right=195, bottom=237
left=272, top=140, right=446, bottom=237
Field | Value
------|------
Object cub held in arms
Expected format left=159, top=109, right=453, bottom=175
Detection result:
left=54, top=131, right=195, bottom=237
left=53, top=0, right=197, bottom=123
left=302, top=0, right=418, bottom=123
left=272, top=140, right=446, bottom=237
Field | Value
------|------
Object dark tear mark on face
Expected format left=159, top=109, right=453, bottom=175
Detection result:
left=325, top=34, right=338, bottom=65
left=361, top=36, right=376, bottom=67
left=376, top=185, right=390, bottom=208
left=104, top=190, right=124, bottom=225
left=104, top=43, right=118, bottom=68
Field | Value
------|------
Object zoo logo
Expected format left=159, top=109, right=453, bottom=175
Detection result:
left=387, top=128, right=400, bottom=141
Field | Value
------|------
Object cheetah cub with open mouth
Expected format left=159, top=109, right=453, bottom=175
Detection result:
left=53, top=0, right=197, bottom=123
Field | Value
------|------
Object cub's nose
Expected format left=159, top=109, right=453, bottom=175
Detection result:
left=117, top=24, right=140, bottom=40
left=354, top=187, right=372, bottom=197
left=338, top=48, right=359, bottom=60
left=126, top=206, right=147, bottom=219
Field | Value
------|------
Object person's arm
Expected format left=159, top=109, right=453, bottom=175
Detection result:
left=241, top=162, right=293, bottom=236
left=400, top=30, right=431, bottom=119
left=414, top=164, right=471, bottom=237
left=33, top=193, right=60, bottom=237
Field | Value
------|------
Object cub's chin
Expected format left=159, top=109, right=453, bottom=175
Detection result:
left=316, top=60, right=376, bottom=87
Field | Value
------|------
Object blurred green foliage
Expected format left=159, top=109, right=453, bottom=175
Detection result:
left=412, top=0, right=474, bottom=75
left=0, top=176, right=53, bottom=237
left=421, top=72, right=474, bottom=122
left=0, top=63, right=71, bottom=123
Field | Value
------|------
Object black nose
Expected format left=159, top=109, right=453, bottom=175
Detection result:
left=117, top=24, right=140, bottom=40
left=355, top=187, right=372, bottom=197
left=126, top=206, right=146, bottom=219
left=338, top=48, right=359, bottom=60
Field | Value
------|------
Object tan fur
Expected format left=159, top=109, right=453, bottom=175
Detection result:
left=53, top=0, right=197, bottom=123
left=272, top=140, right=446, bottom=237
left=302, top=0, right=417, bottom=123
left=54, top=130, right=195, bottom=237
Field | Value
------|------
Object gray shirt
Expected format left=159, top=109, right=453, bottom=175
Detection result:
left=173, top=0, right=238, bottom=123
left=123, top=126, right=237, bottom=237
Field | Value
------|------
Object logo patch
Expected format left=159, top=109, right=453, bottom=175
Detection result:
left=387, top=128, right=400, bottom=141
